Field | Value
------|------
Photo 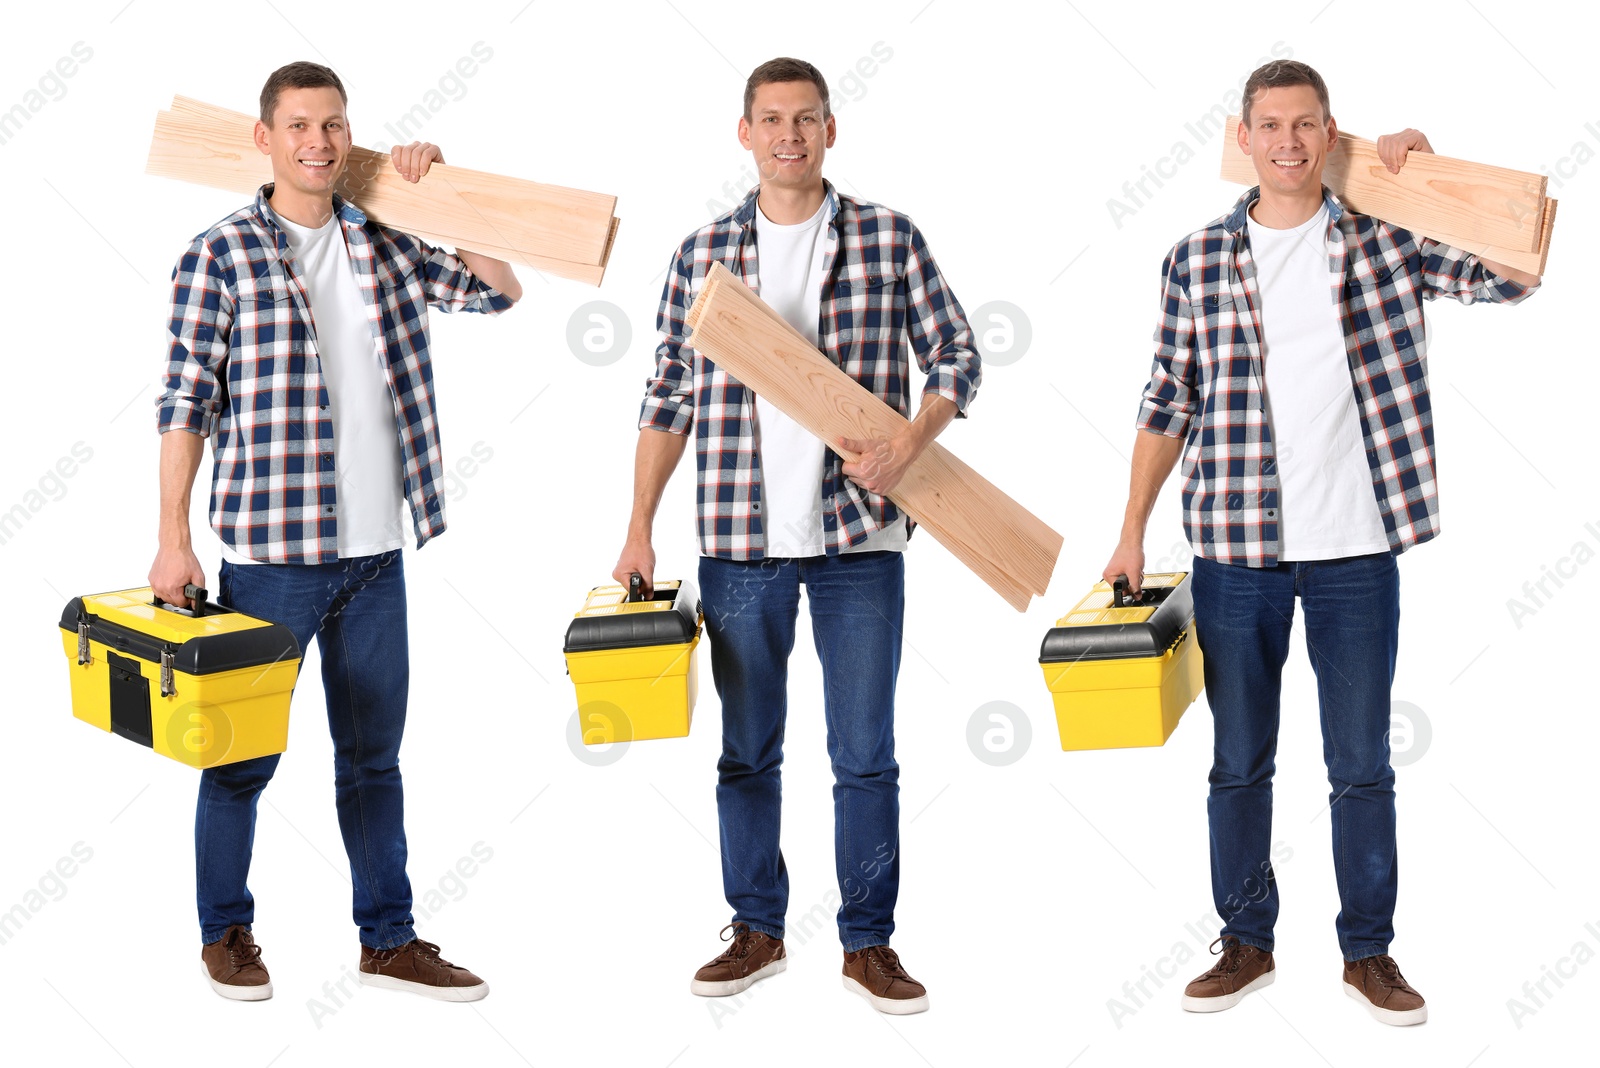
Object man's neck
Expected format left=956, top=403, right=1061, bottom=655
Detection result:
left=756, top=181, right=826, bottom=225
left=267, top=186, right=336, bottom=229
left=1248, top=187, right=1323, bottom=230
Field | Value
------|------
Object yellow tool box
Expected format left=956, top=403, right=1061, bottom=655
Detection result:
left=1039, top=573, right=1203, bottom=750
left=59, top=586, right=300, bottom=769
left=564, top=576, right=702, bottom=744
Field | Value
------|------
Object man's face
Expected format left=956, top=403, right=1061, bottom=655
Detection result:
left=254, top=86, right=351, bottom=199
left=1237, top=84, right=1336, bottom=201
left=738, top=80, right=835, bottom=191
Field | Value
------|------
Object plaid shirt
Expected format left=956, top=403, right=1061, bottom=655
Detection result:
left=640, top=183, right=981, bottom=559
left=158, top=186, right=512, bottom=564
left=1137, top=186, right=1537, bottom=567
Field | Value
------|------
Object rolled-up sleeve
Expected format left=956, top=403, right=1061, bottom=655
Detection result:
left=1418, top=236, right=1540, bottom=306
left=638, top=245, right=696, bottom=436
left=903, top=224, right=980, bottom=416
left=400, top=232, right=513, bottom=315
left=1135, top=247, right=1199, bottom=439
left=157, top=236, right=233, bottom=437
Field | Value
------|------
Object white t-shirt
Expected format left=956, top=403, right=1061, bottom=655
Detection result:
left=749, top=198, right=908, bottom=557
left=222, top=210, right=405, bottom=564
left=1247, top=203, right=1390, bottom=561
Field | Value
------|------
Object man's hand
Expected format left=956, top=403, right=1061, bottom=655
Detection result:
left=149, top=544, right=206, bottom=608
left=838, top=397, right=957, bottom=497
left=1102, top=539, right=1147, bottom=597
left=839, top=431, right=917, bottom=497
left=1375, top=127, right=1541, bottom=286
left=612, top=534, right=657, bottom=598
left=1375, top=128, right=1433, bottom=173
left=392, top=140, right=525, bottom=301
left=391, top=141, right=444, bottom=183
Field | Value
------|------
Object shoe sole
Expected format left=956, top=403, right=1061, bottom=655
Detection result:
left=201, top=963, right=273, bottom=1001
left=357, top=971, right=489, bottom=1002
left=1344, top=980, right=1427, bottom=1025
left=842, top=974, right=930, bottom=1015
left=689, top=957, right=786, bottom=997
left=1181, top=969, right=1275, bottom=1012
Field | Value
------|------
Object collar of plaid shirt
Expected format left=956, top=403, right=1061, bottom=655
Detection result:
left=1135, top=185, right=1536, bottom=568
left=157, top=185, right=512, bottom=564
left=638, top=180, right=982, bottom=560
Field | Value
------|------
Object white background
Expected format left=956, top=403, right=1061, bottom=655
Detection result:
left=2, top=1, right=1594, bottom=1066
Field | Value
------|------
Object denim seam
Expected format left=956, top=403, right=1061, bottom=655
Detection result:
left=337, top=586, right=404, bottom=952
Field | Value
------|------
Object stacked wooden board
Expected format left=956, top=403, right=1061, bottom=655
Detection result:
left=147, top=96, right=619, bottom=285
left=685, top=261, right=1062, bottom=612
left=1220, top=116, right=1554, bottom=275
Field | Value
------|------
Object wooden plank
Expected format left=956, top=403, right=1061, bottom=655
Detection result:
left=1220, top=116, right=1553, bottom=273
left=330, top=200, right=619, bottom=286
left=686, top=261, right=1063, bottom=612
left=148, top=97, right=619, bottom=283
left=167, top=96, right=616, bottom=265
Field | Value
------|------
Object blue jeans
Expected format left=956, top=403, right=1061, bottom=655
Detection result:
left=1192, top=553, right=1401, bottom=961
left=196, top=551, right=416, bottom=950
left=699, top=551, right=904, bottom=952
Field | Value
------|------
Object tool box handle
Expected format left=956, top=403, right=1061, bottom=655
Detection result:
left=1112, top=575, right=1142, bottom=608
left=153, top=584, right=208, bottom=618
left=627, top=573, right=643, bottom=602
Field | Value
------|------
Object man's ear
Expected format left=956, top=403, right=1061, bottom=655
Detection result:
left=824, top=114, right=836, bottom=149
left=737, top=115, right=753, bottom=151
left=254, top=119, right=271, bottom=156
left=1235, top=116, right=1250, bottom=156
left=1326, top=115, right=1338, bottom=151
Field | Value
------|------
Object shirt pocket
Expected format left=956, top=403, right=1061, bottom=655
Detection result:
left=1197, top=289, right=1234, bottom=320
left=377, top=275, right=425, bottom=348
left=831, top=262, right=904, bottom=351
left=232, top=283, right=296, bottom=362
left=1348, top=274, right=1425, bottom=366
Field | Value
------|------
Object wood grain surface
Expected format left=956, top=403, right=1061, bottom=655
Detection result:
left=1220, top=116, right=1553, bottom=274
left=148, top=96, right=620, bottom=284
left=687, top=261, right=1062, bottom=611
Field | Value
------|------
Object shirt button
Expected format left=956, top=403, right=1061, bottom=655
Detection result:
left=1266, top=510, right=1277, bottom=518
left=751, top=502, right=761, bottom=512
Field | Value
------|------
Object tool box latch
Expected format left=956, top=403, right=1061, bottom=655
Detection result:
left=77, top=621, right=91, bottom=665
left=160, top=648, right=176, bottom=698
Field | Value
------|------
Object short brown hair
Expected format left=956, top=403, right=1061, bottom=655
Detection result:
left=1241, top=60, right=1329, bottom=127
left=259, top=61, right=347, bottom=125
left=744, top=57, right=830, bottom=120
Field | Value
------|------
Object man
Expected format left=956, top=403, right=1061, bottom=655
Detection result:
left=613, top=57, right=979, bottom=1016
left=150, top=61, right=521, bottom=1002
left=1104, top=60, right=1539, bottom=1026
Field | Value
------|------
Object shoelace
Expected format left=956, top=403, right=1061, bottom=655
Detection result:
left=1199, top=936, right=1253, bottom=978
left=225, top=929, right=264, bottom=969
left=708, top=922, right=758, bottom=964
left=371, top=939, right=457, bottom=969
left=865, top=946, right=912, bottom=980
left=1365, top=955, right=1406, bottom=988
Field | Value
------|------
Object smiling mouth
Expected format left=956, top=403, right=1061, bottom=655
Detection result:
left=773, top=152, right=805, bottom=162
left=1272, top=159, right=1307, bottom=168
left=300, top=159, right=334, bottom=169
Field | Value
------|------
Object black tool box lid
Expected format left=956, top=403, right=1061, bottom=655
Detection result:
left=563, top=579, right=702, bottom=653
left=1039, top=573, right=1194, bottom=664
left=61, top=591, right=300, bottom=676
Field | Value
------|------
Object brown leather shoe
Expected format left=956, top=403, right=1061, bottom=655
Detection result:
left=842, top=945, right=929, bottom=1015
left=1344, top=954, right=1427, bottom=1025
left=358, top=939, right=488, bottom=1002
left=690, top=922, right=787, bottom=996
left=1182, top=936, right=1275, bottom=1012
left=201, top=925, right=273, bottom=1001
